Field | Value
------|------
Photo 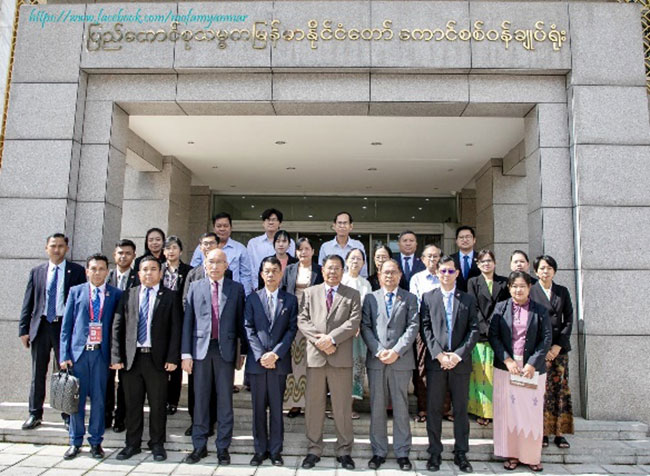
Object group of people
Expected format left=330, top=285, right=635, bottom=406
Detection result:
left=18, top=209, right=575, bottom=473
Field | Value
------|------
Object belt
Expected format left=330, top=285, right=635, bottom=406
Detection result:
left=42, top=316, right=62, bottom=323
left=85, top=344, right=101, bottom=351
left=137, top=347, right=152, bottom=353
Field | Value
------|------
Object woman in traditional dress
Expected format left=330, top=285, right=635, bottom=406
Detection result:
left=489, top=271, right=552, bottom=472
left=281, top=237, right=323, bottom=418
left=341, top=248, right=373, bottom=419
left=530, top=255, right=574, bottom=449
left=467, top=250, right=509, bottom=426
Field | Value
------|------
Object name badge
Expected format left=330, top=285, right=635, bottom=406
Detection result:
left=88, top=322, right=102, bottom=344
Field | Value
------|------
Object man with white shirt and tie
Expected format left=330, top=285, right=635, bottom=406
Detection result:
left=451, top=226, right=480, bottom=293
left=395, top=231, right=425, bottom=289
left=19, top=233, right=86, bottom=430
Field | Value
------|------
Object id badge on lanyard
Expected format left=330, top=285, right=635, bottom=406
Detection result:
left=88, top=285, right=104, bottom=345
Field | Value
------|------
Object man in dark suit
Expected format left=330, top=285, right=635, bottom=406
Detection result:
left=361, top=259, right=419, bottom=471
left=110, top=256, right=182, bottom=462
left=420, top=255, right=479, bottom=473
left=395, top=230, right=425, bottom=289
left=105, top=239, right=138, bottom=433
left=451, top=226, right=480, bottom=292
left=19, top=233, right=86, bottom=430
left=181, top=248, right=246, bottom=465
left=59, top=254, right=123, bottom=460
left=244, top=256, right=298, bottom=466
left=298, top=255, right=361, bottom=470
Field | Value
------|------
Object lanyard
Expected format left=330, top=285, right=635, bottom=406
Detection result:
left=88, top=284, right=104, bottom=323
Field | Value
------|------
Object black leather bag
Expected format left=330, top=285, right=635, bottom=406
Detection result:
left=50, top=369, right=80, bottom=415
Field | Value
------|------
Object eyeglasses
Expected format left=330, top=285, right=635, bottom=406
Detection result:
left=457, top=235, right=474, bottom=241
left=438, top=269, right=456, bottom=275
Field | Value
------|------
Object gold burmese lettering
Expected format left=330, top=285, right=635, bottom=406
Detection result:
left=85, top=18, right=568, bottom=52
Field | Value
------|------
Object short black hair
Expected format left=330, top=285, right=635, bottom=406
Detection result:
left=212, top=212, right=232, bottom=226
left=261, top=255, right=282, bottom=269
left=534, top=254, right=557, bottom=273
left=47, top=233, right=68, bottom=245
left=374, top=245, right=393, bottom=259
left=164, top=235, right=183, bottom=252
left=379, top=258, right=400, bottom=273
left=297, top=237, right=314, bottom=249
left=398, top=230, right=417, bottom=240
left=115, top=239, right=136, bottom=251
left=199, top=232, right=219, bottom=243
left=262, top=208, right=283, bottom=223
left=345, top=248, right=366, bottom=262
left=144, top=228, right=166, bottom=254
left=333, top=211, right=353, bottom=224
left=477, top=249, right=495, bottom=262
left=139, top=255, right=161, bottom=270
left=86, top=253, right=109, bottom=268
left=273, top=229, right=291, bottom=245
left=323, top=254, right=345, bottom=268
left=422, top=243, right=441, bottom=255
left=507, top=270, right=532, bottom=287
left=455, top=226, right=475, bottom=239
left=437, top=255, right=457, bottom=268
left=510, top=249, right=530, bottom=263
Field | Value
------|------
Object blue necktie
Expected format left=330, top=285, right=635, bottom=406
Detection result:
left=445, top=293, right=453, bottom=349
left=138, top=287, right=152, bottom=345
left=92, top=288, right=101, bottom=322
left=462, top=255, right=470, bottom=280
left=404, top=257, right=411, bottom=280
left=46, top=266, right=59, bottom=322
left=385, top=292, right=394, bottom=318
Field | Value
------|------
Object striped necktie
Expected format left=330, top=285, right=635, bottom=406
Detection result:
left=137, top=287, right=152, bottom=344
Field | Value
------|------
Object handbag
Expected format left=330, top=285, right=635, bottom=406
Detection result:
left=509, top=371, right=540, bottom=389
left=50, top=369, right=80, bottom=414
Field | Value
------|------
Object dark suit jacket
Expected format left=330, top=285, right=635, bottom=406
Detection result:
left=368, top=274, right=380, bottom=291
left=419, top=287, right=479, bottom=374
left=161, top=261, right=193, bottom=293
left=258, top=255, right=298, bottom=290
left=182, top=264, right=233, bottom=309
left=133, top=253, right=166, bottom=283
left=107, top=268, right=137, bottom=290
left=281, top=262, right=323, bottom=295
left=244, top=288, right=298, bottom=375
left=60, top=283, right=123, bottom=365
left=488, top=298, right=552, bottom=374
left=19, top=260, right=87, bottom=342
left=529, top=282, right=573, bottom=353
left=395, top=253, right=426, bottom=289
left=467, top=274, right=509, bottom=342
left=111, top=286, right=182, bottom=371
left=451, top=251, right=481, bottom=292
left=182, top=277, right=246, bottom=362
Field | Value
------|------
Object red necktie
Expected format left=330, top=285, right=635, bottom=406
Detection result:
left=211, top=281, right=219, bottom=340
left=326, top=288, right=334, bottom=312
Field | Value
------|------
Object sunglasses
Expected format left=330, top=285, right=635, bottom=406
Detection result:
left=438, top=269, right=457, bottom=275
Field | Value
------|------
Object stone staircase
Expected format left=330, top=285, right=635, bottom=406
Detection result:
left=1, top=390, right=648, bottom=466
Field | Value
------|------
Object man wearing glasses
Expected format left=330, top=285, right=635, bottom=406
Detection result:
left=451, top=226, right=480, bottom=292
left=420, top=256, right=479, bottom=473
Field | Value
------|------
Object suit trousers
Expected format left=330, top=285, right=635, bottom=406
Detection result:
left=249, top=372, right=287, bottom=456
left=105, top=368, right=125, bottom=427
left=368, top=366, right=412, bottom=458
left=426, top=369, right=471, bottom=457
left=192, top=339, right=234, bottom=452
left=69, top=349, right=108, bottom=446
left=29, top=318, right=62, bottom=418
left=187, top=372, right=217, bottom=428
left=305, top=365, right=353, bottom=457
left=413, top=335, right=428, bottom=413
left=167, top=366, right=182, bottom=407
left=122, top=352, right=168, bottom=448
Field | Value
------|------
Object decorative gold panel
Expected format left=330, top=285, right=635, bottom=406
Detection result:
left=619, top=0, right=650, bottom=92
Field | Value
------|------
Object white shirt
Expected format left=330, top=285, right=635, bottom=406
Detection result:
left=265, top=287, right=280, bottom=317
left=401, top=253, right=415, bottom=270
left=115, top=268, right=130, bottom=290
left=410, top=270, right=441, bottom=304
left=137, top=284, right=159, bottom=348
left=247, top=233, right=296, bottom=282
left=318, top=237, right=368, bottom=277
left=89, top=283, right=106, bottom=314
left=45, top=260, right=67, bottom=316
left=341, top=273, right=372, bottom=302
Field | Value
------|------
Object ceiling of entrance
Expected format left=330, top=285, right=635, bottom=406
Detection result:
left=129, top=116, right=524, bottom=197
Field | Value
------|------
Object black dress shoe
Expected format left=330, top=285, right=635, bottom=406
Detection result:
left=116, top=446, right=141, bottom=460
left=368, top=455, right=386, bottom=469
left=90, top=444, right=105, bottom=459
left=336, top=455, right=355, bottom=470
left=426, top=455, right=441, bottom=471
left=184, top=425, right=193, bottom=436
left=454, top=452, right=473, bottom=473
left=250, top=452, right=267, bottom=466
left=183, top=447, right=207, bottom=464
left=22, top=415, right=42, bottom=430
left=302, top=454, right=321, bottom=469
left=113, top=423, right=125, bottom=433
left=166, top=404, right=177, bottom=416
left=217, top=449, right=231, bottom=465
left=63, top=446, right=81, bottom=460
left=270, top=454, right=283, bottom=466
left=151, top=444, right=167, bottom=461
left=397, top=457, right=412, bottom=471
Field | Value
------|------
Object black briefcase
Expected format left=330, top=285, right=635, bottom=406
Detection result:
left=50, top=369, right=80, bottom=415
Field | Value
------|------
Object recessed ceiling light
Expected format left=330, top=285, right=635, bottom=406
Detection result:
left=286, top=167, right=296, bottom=170
left=418, top=207, right=423, bottom=211
left=434, top=187, right=439, bottom=190
left=363, top=197, right=368, bottom=200
left=187, top=141, right=195, bottom=145
left=447, top=168, right=454, bottom=172
left=275, top=140, right=286, bottom=145
left=230, top=185, right=236, bottom=188
left=425, top=198, right=430, bottom=201
left=465, top=143, right=474, bottom=147
left=367, top=167, right=378, bottom=171
left=211, top=166, right=218, bottom=169
left=371, top=142, right=382, bottom=146
left=366, top=186, right=372, bottom=189
left=250, top=205, right=255, bottom=208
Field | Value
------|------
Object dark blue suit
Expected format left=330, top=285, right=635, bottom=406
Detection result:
left=244, top=288, right=298, bottom=456
left=182, top=277, right=246, bottom=452
left=60, top=283, right=122, bottom=446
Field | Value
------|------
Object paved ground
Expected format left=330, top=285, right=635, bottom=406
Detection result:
left=0, top=443, right=648, bottom=476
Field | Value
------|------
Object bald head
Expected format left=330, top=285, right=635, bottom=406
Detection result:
left=205, top=248, right=229, bottom=281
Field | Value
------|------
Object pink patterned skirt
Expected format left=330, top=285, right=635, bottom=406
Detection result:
left=492, top=364, right=547, bottom=465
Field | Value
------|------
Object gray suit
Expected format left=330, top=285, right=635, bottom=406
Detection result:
left=361, top=288, right=419, bottom=458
